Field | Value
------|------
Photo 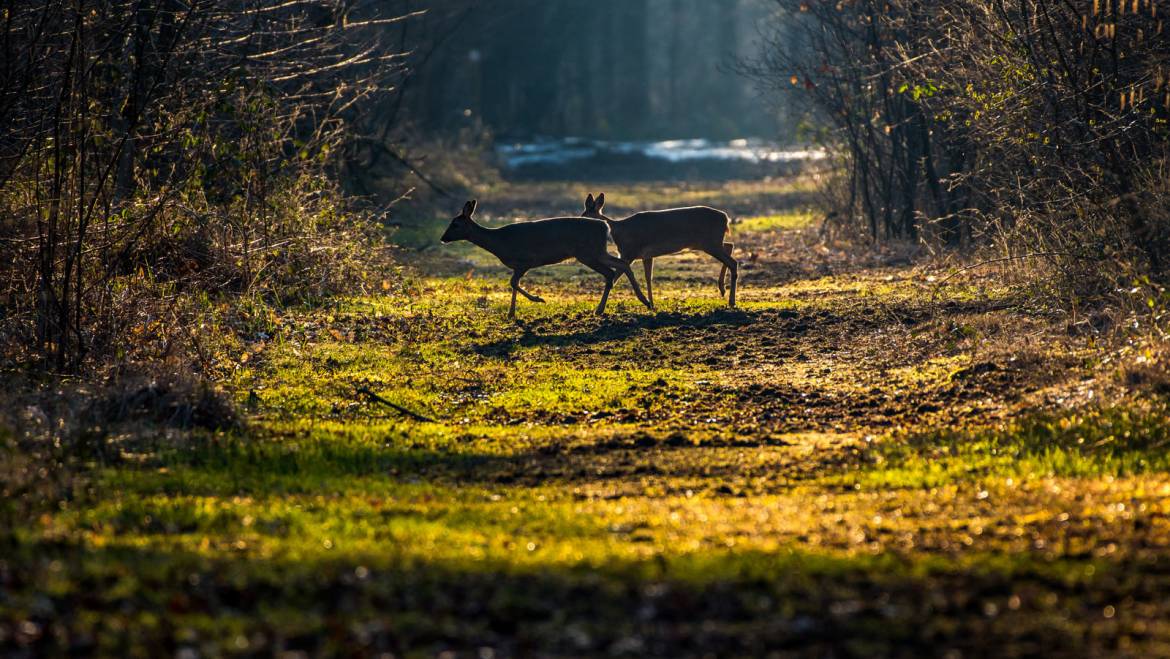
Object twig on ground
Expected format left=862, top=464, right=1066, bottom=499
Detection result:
left=355, top=385, right=436, bottom=422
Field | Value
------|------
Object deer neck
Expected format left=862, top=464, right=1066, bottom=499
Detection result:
left=595, top=215, right=619, bottom=231
left=462, top=219, right=505, bottom=255
left=600, top=215, right=625, bottom=235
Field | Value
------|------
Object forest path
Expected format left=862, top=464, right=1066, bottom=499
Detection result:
left=393, top=175, right=1087, bottom=443
left=11, top=177, right=1170, bottom=656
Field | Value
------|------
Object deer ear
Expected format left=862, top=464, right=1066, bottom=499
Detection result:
left=463, top=200, right=477, bottom=216
left=584, top=193, right=595, bottom=210
left=596, top=193, right=605, bottom=210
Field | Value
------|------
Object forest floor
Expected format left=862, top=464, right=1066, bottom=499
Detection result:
left=5, top=177, right=1170, bottom=657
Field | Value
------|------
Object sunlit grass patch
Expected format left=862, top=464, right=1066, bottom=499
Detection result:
left=336, top=274, right=657, bottom=321
left=241, top=341, right=448, bottom=418
left=884, top=355, right=972, bottom=388
left=736, top=212, right=816, bottom=233
left=599, top=179, right=810, bottom=213
left=47, top=454, right=1170, bottom=596
left=843, top=402, right=1170, bottom=490
left=773, top=272, right=920, bottom=301
left=248, top=341, right=692, bottom=424
left=483, top=363, right=692, bottom=414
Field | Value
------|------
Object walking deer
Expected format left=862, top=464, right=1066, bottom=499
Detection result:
left=440, top=200, right=653, bottom=318
left=581, top=193, right=737, bottom=308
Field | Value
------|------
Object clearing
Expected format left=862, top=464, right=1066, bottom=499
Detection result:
left=4, top=177, right=1170, bottom=657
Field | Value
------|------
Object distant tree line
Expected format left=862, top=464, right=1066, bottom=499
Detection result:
left=750, top=0, right=1170, bottom=294
left=385, top=0, right=779, bottom=141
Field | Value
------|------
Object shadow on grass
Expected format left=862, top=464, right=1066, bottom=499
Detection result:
left=4, top=534, right=1158, bottom=657
left=130, top=401, right=1170, bottom=499
left=24, top=407, right=1170, bottom=654
left=127, top=434, right=839, bottom=497
left=473, top=308, right=767, bottom=357
left=470, top=295, right=1026, bottom=360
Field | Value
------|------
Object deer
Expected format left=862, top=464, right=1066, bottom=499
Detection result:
left=440, top=200, right=653, bottom=318
left=581, top=193, right=738, bottom=308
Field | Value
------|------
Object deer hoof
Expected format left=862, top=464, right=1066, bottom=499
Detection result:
left=533, top=296, right=546, bottom=303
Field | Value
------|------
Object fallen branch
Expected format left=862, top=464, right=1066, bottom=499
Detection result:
left=355, top=386, right=436, bottom=423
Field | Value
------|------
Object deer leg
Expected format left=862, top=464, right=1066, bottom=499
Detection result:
left=511, top=271, right=545, bottom=303
left=517, top=288, right=545, bottom=303
left=718, top=242, right=733, bottom=297
left=642, top=257, right=655, bottom=309
left=579, top=259, right=618, bottom=315
left=601, top=254, right=653, bottom=311
left=597, top=272, right=615, bottom=315
left=704, top=245, right=738, bottom=308
left=508, top=269, right=531, bottom=318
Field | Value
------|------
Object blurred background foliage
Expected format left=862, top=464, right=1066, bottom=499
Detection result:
left=0, top=0, right=1166, bottom=375
left=385, top=0, right=781, bottom=141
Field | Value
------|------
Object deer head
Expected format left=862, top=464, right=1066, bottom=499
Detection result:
left=581, top=192, right=609, bottom=221
left=441, top=200, right=478, bottom=243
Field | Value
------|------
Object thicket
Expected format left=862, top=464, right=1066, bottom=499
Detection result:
left=0, top=1, right=416, bottom=374
left=753, top=0, right=1170, bottom=299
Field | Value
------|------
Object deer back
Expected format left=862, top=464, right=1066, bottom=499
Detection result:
left=610, top=206, right=729, bottom=259
left=489, top=217, right=611, bottom=269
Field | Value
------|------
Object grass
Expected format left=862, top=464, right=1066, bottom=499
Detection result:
left=846, top=402, right=1170, bottom=489
left=735, top=211, right=817, bottom=233
left=4, top=175, right=1170, bottom=656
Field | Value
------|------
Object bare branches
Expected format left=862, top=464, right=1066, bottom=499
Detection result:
left=0, top=0, right=423, bottom=370
left=751, top=0, right=1170, bottom=292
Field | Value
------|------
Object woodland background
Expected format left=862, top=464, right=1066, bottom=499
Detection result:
left=2, top=2, right=1170, bottom=655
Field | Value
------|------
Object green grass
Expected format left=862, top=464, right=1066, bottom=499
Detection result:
left=735, top=211, right=816, bottom=233
left=844, top=403, right=1170, bottom=490
left=5, top=178, right=1170, bottom=656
